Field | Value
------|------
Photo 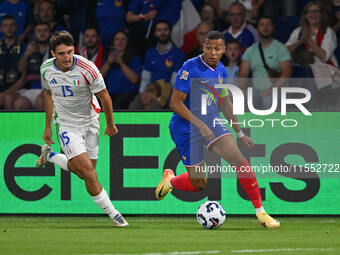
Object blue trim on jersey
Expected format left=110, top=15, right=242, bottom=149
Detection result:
left=70, top=56, right=77, bottom=71
left=53, top=56, right=77, bottom=71
left=53, top=60, right=60, bottom=71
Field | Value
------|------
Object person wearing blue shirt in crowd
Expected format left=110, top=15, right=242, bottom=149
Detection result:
left=224, top=39, right=241, bottom=83
left=126, top=0, right=158, bottom=58
left=96, top=0, right=126, bottom=49
left=37, top=1, right=66, bottom=34
left=101, top=30, right=142, bottom=109
left=0, top=0, right=33, bottom=41
left=140, top=20, right=184, bottom=97
left=11, top=22, right=51, bottom=110
left=223, top=2, right=259, bottom=54
left=0, top=14, right=26, bottom=109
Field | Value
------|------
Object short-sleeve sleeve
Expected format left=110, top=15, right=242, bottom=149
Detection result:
left=143, top=50, right=153, bottom=72
left=321, top=27, right=337, bottom=62
left=241, top=45, right=253, bottom=62
left=286, top=27, right=301, bottom=47
left=278, top=43, right=292, bottom=62
left=174, top=62, right=194, bottom=94
left=89, top=64, right=106, bottom=94
left=40, top=68, right=49, bottom=90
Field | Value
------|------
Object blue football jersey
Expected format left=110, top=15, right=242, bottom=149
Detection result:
left=170, top=55, right=228, bottom=133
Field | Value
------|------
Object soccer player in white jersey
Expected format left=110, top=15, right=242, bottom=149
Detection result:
left=36, top=31, right=129, bottom=227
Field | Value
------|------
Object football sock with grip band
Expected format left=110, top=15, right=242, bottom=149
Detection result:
left=170, top=172, right=199, bottom=192
left=236, top=158, right=263, bottom=209
left=48, top=152, right=70, bottom=171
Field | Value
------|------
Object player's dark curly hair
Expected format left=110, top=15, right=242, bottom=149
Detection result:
left=50, top=30, right=74, bottom=51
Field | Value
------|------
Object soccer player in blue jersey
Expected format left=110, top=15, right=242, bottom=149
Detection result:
left=155, top=31, right=280, bottom=228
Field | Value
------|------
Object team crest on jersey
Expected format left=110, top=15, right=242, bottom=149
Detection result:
left=115, top=0, right=122, bottom=6
left=72, top=76, right=80, bottom=87
left=180, top=70, right=189, bottom=80
left=218, top=73, right=223, bottom=84
left=165, top=58, right=173, bottom=68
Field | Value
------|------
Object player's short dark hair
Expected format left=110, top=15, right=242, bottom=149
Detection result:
left=155, top=20, right=172, bottom=32
left=50, top=30, right=74, bottom=51
left=1, top=14, right=17, bottom=24
left=204, top=31, right=225, bottom=42
left=226, top=38, right=241, bottom=48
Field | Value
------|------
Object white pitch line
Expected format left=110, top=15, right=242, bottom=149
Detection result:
left=230, top=248, right=334, bottom=253
left=90, top=251, right=220, bottom=255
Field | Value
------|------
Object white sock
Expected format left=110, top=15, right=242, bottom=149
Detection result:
left=91, top=188, right=118, bottom=220
left=255, top=206, right=265, bottom=214
left=47, top=152, right=70, bottom=171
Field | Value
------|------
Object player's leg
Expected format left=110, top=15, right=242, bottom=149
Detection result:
left=210, top=134, right=280, bottom=228
left=156, top=130, right=205, bottom=200
left=84, top=122, right=129, bottom=227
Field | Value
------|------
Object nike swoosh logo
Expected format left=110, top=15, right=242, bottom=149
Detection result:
left=200, top=80, right=209, bottom=83
left=158, top=186, right=164, bottom=198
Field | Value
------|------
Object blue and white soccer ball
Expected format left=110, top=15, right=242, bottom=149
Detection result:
left=197, top=201, right=226, bottom=229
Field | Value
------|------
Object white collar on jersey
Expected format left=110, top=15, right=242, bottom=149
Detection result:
left=199, top=55, right=215, bottom=71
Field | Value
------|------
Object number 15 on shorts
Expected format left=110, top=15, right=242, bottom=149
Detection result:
left=59, top=131, right=70, bottom=146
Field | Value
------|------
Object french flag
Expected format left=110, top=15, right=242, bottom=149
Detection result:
left=171, top=0, right=201, bottom=50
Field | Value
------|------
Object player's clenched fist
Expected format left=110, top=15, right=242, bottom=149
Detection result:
left=105, top=124, right=118, bottom=136
left=43, top=127, right=55, bottom=145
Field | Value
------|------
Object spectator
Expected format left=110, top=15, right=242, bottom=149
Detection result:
left=200, top=3, right=226, bottom=31
left=101, top=30, right=142, bottom=109
left=0, top=15, right=26, bottom=109
left=126, top=0, right=158, bottom=58
left=37, top=0, right=66, bottom=34
left=11, top=22, right=51, bottom=110
left=129, top=82, right=163, bottom=110
left=76, top=27, right=103, bottom=69
left=239, top=16, right=292, bottom=109
left=96, top=0, right=126, bottom=49
left=186, top=21, right=213, bottom=60
left=286, top=1, right=338, bottom=67
left=140, top=20, right=184, bottom=106
left=223, top=2, right=259, bottom=54
left=224, top=39, right=241, bottom=80
left=0, top=0, right=33, bottom=41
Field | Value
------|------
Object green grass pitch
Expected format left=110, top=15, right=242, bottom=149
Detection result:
left=0, top=216, right=339, bottom=255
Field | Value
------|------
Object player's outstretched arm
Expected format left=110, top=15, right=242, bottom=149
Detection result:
left=95, top=88, right=118, bottom=136
left=220, top=95, right=254, bottom=148
left=170, top=89, right=214, bottom=141
left=43, top=89, right=55, bottom=145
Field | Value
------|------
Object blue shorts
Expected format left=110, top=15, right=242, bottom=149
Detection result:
left=170, top=120, right=232, bottom=167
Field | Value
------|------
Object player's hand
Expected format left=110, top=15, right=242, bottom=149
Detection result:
left=240, top=135, right=254, bottom=149
left=105, top=124, right=118, bottom=136
left=199, top=124, right=215, bottom=141
left=43, top=127, right=55, bottom=145
left=144, top=10, right=157, bottom=21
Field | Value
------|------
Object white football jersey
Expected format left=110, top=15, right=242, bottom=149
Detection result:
left=40, top=54, right=106, bottom=127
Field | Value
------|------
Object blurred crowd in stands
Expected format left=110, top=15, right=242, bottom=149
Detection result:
left=0, top=0, right=340, bottom=111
